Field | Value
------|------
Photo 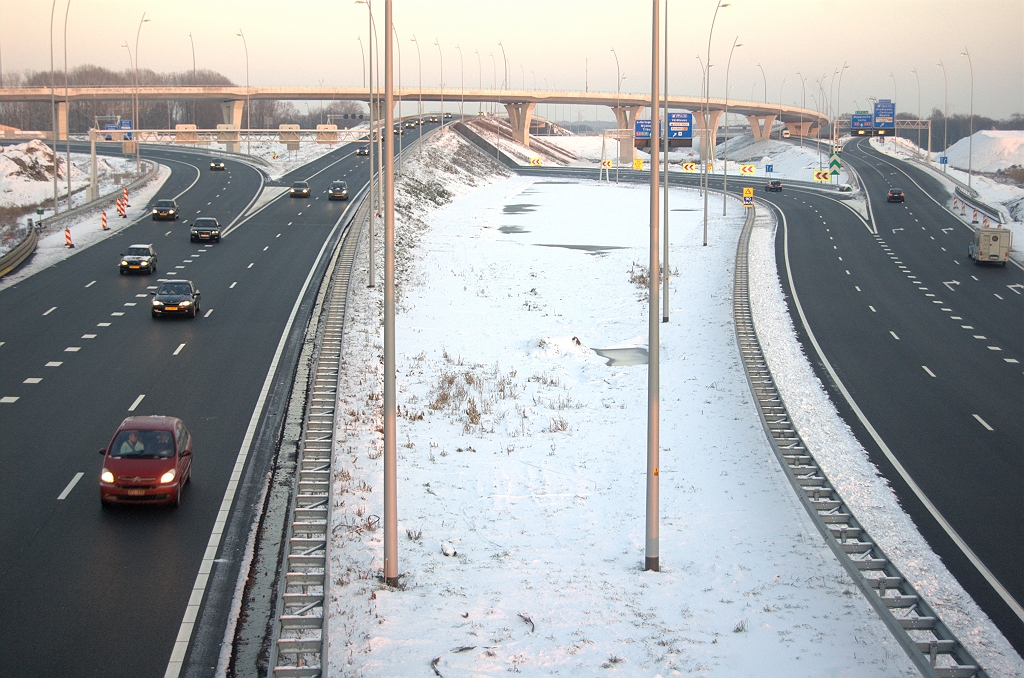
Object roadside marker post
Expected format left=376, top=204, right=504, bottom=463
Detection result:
left=64, top=228, right=74, bottom=248
left=742, top=186, right=754, bottom=208
left=101, top=211, right=107, bottom=230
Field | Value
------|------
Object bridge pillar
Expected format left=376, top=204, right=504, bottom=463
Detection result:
left=745, top=113, right=777, bottom=142
left=783, top=121, right=814, bottom=138
left=609, top=105, right=642, bottom=163
left=56, top=101, right=68, bottom=141
left=504, top=102, right=536, bottom=147
left=695, top=109, right=724, bottom=161
left=221, top=100, right=245, bottom=128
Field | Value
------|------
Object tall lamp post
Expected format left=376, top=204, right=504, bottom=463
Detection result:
left=357, top=0, right=376, bottom=285
left=357, top=35, right=365, bottom=87
left=662, top=0, right=670, bottom=323
left=411, top=35, right=421, bottom=146
left=49, top=0, right=58, bottom=216
left=777, top=77, right=786, bottom=140
left=235, top=29, right=249, bottom=155
left=797, top=71, right=806, bottom=147
left=937, top=60, right=948, bottom=172
left=434, top=38, right=443, bottom=128
left=382, top=0, right=398, bottom=588
left=611, top=47, right=621, bottom=183
left=835, top=62, right=849, bottom=146
left=189, top=32, right=196, bottom=123
left=455, top=44, right=464, bottom=119
left=488, top=52, right=496, bottom=115
left=474, top=49, right=482, bottom=114
left=696, top=55, right=706, bottom=193
left=63, top=0, right=72, bottom=208
left=757, top=62, right=767, bottom=103
left=645, top=0, right=661, bottom=574
left=392, top=24, right=401, bottom=174
left=702, top=0, right=730, bottom=247
left=960, top=48, right=974, bottom=188
left=134, top=13, right=149, bottom=173
left=722, top=37, right=741, bottom=216
left=911, top=67, right=921, bottom=157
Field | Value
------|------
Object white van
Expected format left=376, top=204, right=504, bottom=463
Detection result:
left=969, top=227, right=1013, bottom=266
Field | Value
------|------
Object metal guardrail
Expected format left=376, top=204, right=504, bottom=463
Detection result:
left=953, top=186, right=1006, bottom=225
left=734, top=203, right=987, bottom=678
left=0, top=225, right=38, bottom=278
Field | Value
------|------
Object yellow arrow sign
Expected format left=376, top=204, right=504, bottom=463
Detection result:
left=739, top=164, right=756, bottom=175
left=601, top=159, right=612, bottom=168
left=529, top=157, right=543, bottom=166
left=742, top=187, right=754, bottom=197
left=813, top=170, right=830, bottom=182
left=681, top=162, right=697, bottom=172
left=633, top=158, right=644, bottom=170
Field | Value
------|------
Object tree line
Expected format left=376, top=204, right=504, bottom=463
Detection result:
left=0, top=64, right=365, bottom=132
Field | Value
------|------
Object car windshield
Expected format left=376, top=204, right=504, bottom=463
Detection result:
left=332, top=182, right=346, bottom=188
left=125, top=247, right=150, bottom=256
left=293, top=182, right=307, bottom=188
left=194, top=219, right=216, bottom=227
left=156, top=200, right=175, bottom=208
left=891, top=189, right=902, bottom=193
left=109, top=429, right=175, bottom=458
left=158, top=283, right=191, bottom=296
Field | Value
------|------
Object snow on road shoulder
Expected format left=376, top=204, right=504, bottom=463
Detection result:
left=328, top=130, right=914, bottom=676
left=0, top=164, right=170, bottom=291
left=747, top=205, right=1024, bottom=677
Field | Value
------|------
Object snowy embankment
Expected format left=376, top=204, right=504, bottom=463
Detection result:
left=870, top=131, right=1024, bottom=265
left=543, top=133, right=850, bottom=185
left=327, top=129, right=919, bottom=675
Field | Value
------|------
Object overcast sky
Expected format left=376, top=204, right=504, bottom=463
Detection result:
left=2, top=0, right=1021, bottom=119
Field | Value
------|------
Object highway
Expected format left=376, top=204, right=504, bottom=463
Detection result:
left=758, top=138, right=1023, bottom=653
left=0, top=123, right=422, bottom=676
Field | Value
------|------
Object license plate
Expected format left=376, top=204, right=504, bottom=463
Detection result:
left=129, top=265, right=140, bottom=269
left=124, top=489, right=145, bottom=496
left=166, top=306, right=178, bottom=311
left=200, top=234, right=209, bottom=239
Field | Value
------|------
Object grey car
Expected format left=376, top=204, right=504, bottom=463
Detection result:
left=190, top=217, right=221, bottom=243
left=120, top=244, right=157, bottom=275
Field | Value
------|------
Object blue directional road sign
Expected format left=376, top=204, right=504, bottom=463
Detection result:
left=850, top=112, right=873, bottom=130
left=634, top=119, right=652, bottom=139
left=119, top=119, right=133, bottom=140
left=667, top=112, right=693, bottom=139
left=766, top=164, right=774, bottom=173
left=940, top=156, right=948, bottom=165
left=873, top=100, right=895, bottom=130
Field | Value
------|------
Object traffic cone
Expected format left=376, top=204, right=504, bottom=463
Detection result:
left=983, top=215, right=990, bottom=228
left=101, top=211, right=108, bottom=230
left=953, top=197, right=959, bottom=209
left=972, top=209, right=978, bottom=224
left=122, top=186, right=130, bottom=207
left=64, top=227, right=74, bottom=248
left=961, top=203, right=966, bottom=216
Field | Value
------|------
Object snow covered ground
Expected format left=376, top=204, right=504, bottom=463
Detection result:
left=869, top=132, right=1024, bottom=265
left=543, top=133, right=851, bottom=185
left=0, top=163, right=170, bottom=291
left=325, top=129, right=994, bottom=676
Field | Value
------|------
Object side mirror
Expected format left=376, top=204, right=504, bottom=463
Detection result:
left=181, top=449, right=191, bottom=457
left=99, top=448, right=107, bottom=455
left=150, top=291, right=156, bottom=295
left=119, top=253, right=124, bottom=256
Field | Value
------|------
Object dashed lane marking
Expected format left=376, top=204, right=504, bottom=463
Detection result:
left=994, top=294, right=1003, bottom=300
left=46, top=362, right=62, bottom=367
left=1006, top=358, right=1020, bottom=364
left=204, top=309, right=213, bottom=318
left=247, top=263, right=254, bottom=269
left=23, top=378, right=42, bottom=384
left=922, top=366, right=936, bottom=377
left=973, top=414, right=994, bottom=431
left=85, top=281, right=96, bottom=288
left=98, top=322, right=111, bottom=326
left=173, top=343, right=186, bottom=356
left=128, top=394, right=145, bottom=411
left=57, top=472, right=84, bottom=500
left=988, top=346, right=1002, bottom=351
left=230, top=282, right=237, bottom=289
left=43, top=307, right=56, bottom=316
left=82, top=334, right=96, bottom=339
left=869, top=306, right=876, bottom=312
left=1, top=397, right=18, bottom=404
left=890, top=331, right=900, bottom=340
left=65, top=346, right=80, bottom=352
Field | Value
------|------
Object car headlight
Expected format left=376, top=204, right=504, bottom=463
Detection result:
left=168, top=210, right=176, bottom=214
left=152, top=299, right=163, bottom=307
left=212, top=230, right=219, bottom=235
left=159, top=469, right=176, bottom=484
left=121, top=260, right=129, bottom=266
left=101, top=468, right=114, bottom=484
left=152, top=209, right=158, bottom=214
left=140, top=261, right=149, bottom=266
left=179, top=300, right=191, bottom=306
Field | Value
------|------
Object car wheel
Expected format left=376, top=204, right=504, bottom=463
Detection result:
left=173, top=482, right=182, bottom=507
left=189, top=304, right=197, bottom=318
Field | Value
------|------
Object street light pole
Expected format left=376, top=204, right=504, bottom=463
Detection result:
left=474, top=49, right=482, bottom=115
left=911, top=67, right=921, bottom=157
left=382, top=0, right=398, bottom=588
left=662, top=0, right=669, bottom=324
left=189, top=32, right=196, bottom=124
left=434, top=38, right=443, bottom=129
left=696, top=55, right=706, bottom=193
left=488, top=52, right=495, bottom=115
left=611, top=46, right=621, bottom=183
left=960, top=48, right=974, bottom=188
left=455, top=44, right=464, bottom=120
left=411, top=35, right=421, bottom=144
left=757, top=62, right=767, bottom=103
left=49, top=0, right=58, bottom=216
left=835, top=62, right=849, bottom=143
left=937, top=60, right=948, bottom=172
left=778, top=78, right=786, bottom=140
left=235, top=29, right=249, bottom=155
left=645, top=0, right=660, bottom=574
left=797, top=71, right=806, bottom=147
left=357, top=1, right=375, bottom=286
left=722, top=37, right=741, bottom=216
left=134, top=13, right=148, bottom=173
left=703, top=0, right=730, bottom=247
left=393, top=25, right=401, bottom=174
left=357, top=35, right=365, bottom=88
left=63, top=0, right=71, bottom=208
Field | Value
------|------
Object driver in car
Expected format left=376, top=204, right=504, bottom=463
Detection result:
left=120, top=431, right=145, bottom=455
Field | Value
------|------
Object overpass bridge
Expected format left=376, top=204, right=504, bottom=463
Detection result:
left=0, top=86, right=827, bottom=160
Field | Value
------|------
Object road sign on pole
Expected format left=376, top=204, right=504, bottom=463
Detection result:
left=829, top=152, right=841, bottom=176
left=813, top=170, right=830, bottom=182
left=739, top=164, right=756, bottom=175
left=940, top=156, right=948, bottom=165
left=742, top=186, right=754, bottom=208
left=765, top=164, right=774, bottom=173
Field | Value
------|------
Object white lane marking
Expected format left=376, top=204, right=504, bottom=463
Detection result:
left=65, top=346, right=80, bottom=352
left=950, top=316, right=962, bottom=320
left=276, top=233, right=281, bottom=237
left=82, top=334, right=97, bottom=339
left=838, top=256, right=843, bottom=261
left=971, top=275, right=979, bottom=281
left=85, top=281, right=96, bottom=288
left=287, top=222, right=293, bottom=226
left=954, top=260, right=960, bottom=265
left=128, top=394, right=146, bottom=411
left=148, top=285, right=158, bottom=289
left=175, top=266, right=186, bottom=269
left=994, top=293, right=1003, bottom=300
left=942, top=280, right=961, bottom=291
left=962, top=325, right=974, bottom=329
left=1006, top=358, right=1020, bottom=363
left=207, top=201, right=211, bottom=205
left=136, top=293, right=148, bottom=298
left=166, top=231, right=172, bottom=236
left=973, top=335, right=986, bottom=339
left=845, top=270, right=850, bottom=275
left=869, top=305, right=876, bottom=312
left=922, top=366, right=936, bottom=378
left=890, top=331, right=900, bottom=340
left=247, top=263, right=254, bottom=269
left=124, top=303, right=137, bottom=307
left=855, top=286, right=861, bottom=292
left=173, top=343, right=186, bottom=356
left=925, top=294, right=935, bottom=297
left=297, top=212, right=303, bottom=216
left=1, top=397, right=18, bottom=403
left=1008, top=284, right=1024, bottom=295
left=23, top=378, right=42, bottom=384
left=230, top=282, right=237, bottom=289
left=43, top=307, right=57, bottom=316
left=973, top=414, right=994, bottom=431
left=778, top=186, right=1024, bottom=623
left=263, top=246, right=269, bottom=251
left=163, top=197, right=349, bottom=678
left=46, top=361, right=62, bottom=367
left=204, top=309, right=213, bottom=318
left=57, top=472, right=84, bottom=500
left=988, top=346, right=1002, bottom=351
left=98, top=322, right=111, bottom=326
left=907, top=275, right=916, bottom=279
